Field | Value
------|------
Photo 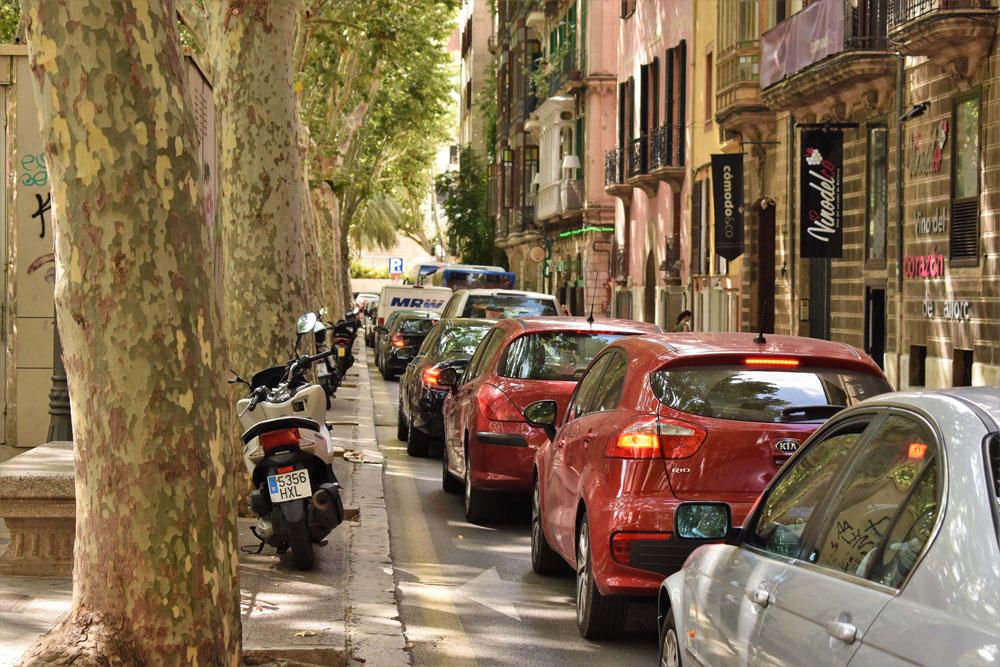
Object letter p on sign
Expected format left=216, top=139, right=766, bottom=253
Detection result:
left=389, top=257, right=404, bottom=276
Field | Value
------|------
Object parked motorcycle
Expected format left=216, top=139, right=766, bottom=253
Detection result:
left=229, top=312, right=345, bottom=570
left=331, top=309, right=361, bottom=380
left=311, top=308, right=340, bottom=404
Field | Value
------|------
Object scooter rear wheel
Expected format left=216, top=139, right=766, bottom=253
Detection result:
left=287, top=519, right=315, bottom=571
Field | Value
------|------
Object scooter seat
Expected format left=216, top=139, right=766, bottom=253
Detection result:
left=241, top=416, right=322, bottom=445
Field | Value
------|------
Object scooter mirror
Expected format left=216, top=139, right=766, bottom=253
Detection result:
left=297, top=312, right=318, bottom=334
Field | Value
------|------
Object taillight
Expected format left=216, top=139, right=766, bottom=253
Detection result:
left=391, top=334, right=406, bottom=348
left=259, top=428, right=301, bottom=453
left=610, top=531, right=672, bottom=565
left=605, top=417, right=706, bottom=459
left=478, top=384, right=523, bottom=422
left=422, top=366, right=441, bottom=388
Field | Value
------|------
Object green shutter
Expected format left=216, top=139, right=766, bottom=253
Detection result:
left=575, top=117, right=585, bottom=179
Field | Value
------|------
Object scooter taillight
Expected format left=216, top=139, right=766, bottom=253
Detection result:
left=259, top=428, right=301, bottom=453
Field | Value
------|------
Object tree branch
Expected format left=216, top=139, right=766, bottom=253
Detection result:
left=175, top=0, right=208, bottom=48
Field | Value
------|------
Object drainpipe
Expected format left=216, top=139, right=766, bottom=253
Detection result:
left=894, top=54, right=905, bottom=388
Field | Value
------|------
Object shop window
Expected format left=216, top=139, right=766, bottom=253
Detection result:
left=951, top=92, right=980, bottom=263
left=866, top=124, right=887, bottom=263
left=953, top=349, right=973, bottom=387
left=909, top=345, right=926, bottom=387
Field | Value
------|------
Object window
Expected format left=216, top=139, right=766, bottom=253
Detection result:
left=909, top=345, right=926, bottom=387
left=523, top=146, right=539, bottom=205
left=499, top=332, right=623, bottom=382
left=951, top=92, right=980, bottom=262
left=988, top=435, right=1000, bottom=515
left=747, top=421, right=871, bottom=557
left=460, top=295, right=557, bottom=318
left=650, top=366, right=892, bottom=424
left=810, top=413, right=940, bottom=586
left=433, top=324, right=492, bottom=359
left=463, top=329, right=504, bottom=383
left=565, top=354, right=612, bottom=421
left=620, top=0, right=636, bottom=18
left=867, top=124, right=888, bottom=262
left=705, top=51, right=713, bottom=122
left=664, top=41, right=687, bottom=165
left=588, top=352, right=628, bottom=413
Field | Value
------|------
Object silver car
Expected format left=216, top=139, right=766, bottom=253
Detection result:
left=658, top=387, right=1000, bottom=667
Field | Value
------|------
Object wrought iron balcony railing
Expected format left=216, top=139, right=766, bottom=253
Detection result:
left=627, top=137, right=647, bottom=178
left=604, top=147, right=625, bottom=187
left=649, top=124, right=685, bottom=169
left=889, top=0, right=996, bottom=26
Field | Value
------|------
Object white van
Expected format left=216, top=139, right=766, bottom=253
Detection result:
left=375, top=285, right=453, bottom=328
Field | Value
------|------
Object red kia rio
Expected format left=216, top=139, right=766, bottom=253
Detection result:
left=527, top=332, right=892, bottom=639
left=439, top=317, right=660, bottom=523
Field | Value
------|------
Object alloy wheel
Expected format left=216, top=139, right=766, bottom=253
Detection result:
left=531, top=482, right=542, bottom=562
left=576, top=520, right=590, bottom=626
left=660, top=619, right=680, bottom=667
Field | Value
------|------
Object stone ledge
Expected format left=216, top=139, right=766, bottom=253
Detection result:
left=0, top=441, right=75, bottom=577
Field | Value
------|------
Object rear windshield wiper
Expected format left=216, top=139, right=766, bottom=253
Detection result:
left=780, top=404, right=847, bottom=422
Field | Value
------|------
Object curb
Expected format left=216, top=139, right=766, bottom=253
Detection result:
left=344, top=342, right=408, bottom=665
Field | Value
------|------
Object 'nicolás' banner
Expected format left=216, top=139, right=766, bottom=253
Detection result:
left=710, top=153, right=744, bottom=260
left=800, top=129, right=843, bottom=258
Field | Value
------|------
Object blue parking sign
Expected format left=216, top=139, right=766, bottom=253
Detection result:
left=389, top=257, right=404, bottom=275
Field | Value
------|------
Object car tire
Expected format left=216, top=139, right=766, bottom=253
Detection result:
left=397, top=401, right=409, bottom=442
left=407, top=427, right=431, bottom=457
left=379, top=357, right=390, bottom=380
left=287, top=519, right=315, bottom=571
left=463, top=455, right=494, bottom=524
left=659, top=610, right=682, bottom=667
left=531, top=477, right=565, bottom=575
left=576, top=513, right=627, bottom=639
left=442, top=451, right=462, bottom=494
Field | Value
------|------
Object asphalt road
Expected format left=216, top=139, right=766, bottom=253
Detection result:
left=369, top=361, right=659, bottom=666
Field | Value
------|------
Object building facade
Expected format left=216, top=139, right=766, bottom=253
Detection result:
left=459, top=0, right=493, bottom=153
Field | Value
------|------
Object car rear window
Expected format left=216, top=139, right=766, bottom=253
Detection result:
left=500, top=332, right=623, bottom=381
left=650, top=366, right=891, bottom=423
left=436, top=325, right=492, bottom=358
left=399, top=318, right=437, bottom=334
left=461, top=296, right=558, bottom=318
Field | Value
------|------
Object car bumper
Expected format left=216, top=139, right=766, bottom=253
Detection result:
left=410, top=388, right=447, bottom=437
left=469, top=421, right=548, bottom=493
left=587, top=486, right=754, bottom=598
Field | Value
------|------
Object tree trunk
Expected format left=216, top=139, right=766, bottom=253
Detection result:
left=208, top=0, right=313, bottom=374
left=19, top=1, right=241, bottom=663
left=312, top=182, right=345, bottom=316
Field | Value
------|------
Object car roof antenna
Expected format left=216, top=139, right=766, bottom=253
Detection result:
left=753, top=300, right=768, bottom=344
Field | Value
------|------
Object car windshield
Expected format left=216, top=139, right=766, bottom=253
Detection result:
left=461, top=295, right=557, bottom=318
left=500, top=332, right=624, bottom=381
left=437, top=325, right=492, bottom=358
left=398, top=318, right=437, bottom=334
left=650, top=366, right=891, bottom=423
left=386, top=310, right=421, bottom=327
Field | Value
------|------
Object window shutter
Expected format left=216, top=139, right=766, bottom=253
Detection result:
left=677, top=40, right=687, bottom=165
left=691, top=180, right=703, bottom=275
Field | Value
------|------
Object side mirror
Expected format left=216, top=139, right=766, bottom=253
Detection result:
left=438, top=367, right=461, bottom=390
left=226, top=370, right=250, bottom=387
left=524, top=400, right=558, bottom=441
left=674, top=502, right=730, bottom=541
left=297, top=312, right=318, bottom=334
left=376, top=327, right=388, bottom=335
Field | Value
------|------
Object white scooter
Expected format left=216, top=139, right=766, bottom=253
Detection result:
left=229, top=312, right=345, bottom=570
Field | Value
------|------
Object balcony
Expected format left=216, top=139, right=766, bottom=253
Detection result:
left=888, top=0, right=997, bottom=79
left=537, top=178, right=582, bottom=221
left=760, top=0, right=895, bottom=119
left=715, top=44, right=775, bottom=139
left=508, top=205, right=539, bottom=241
left=611, top=239, right=629, bottom=286
left=544, top=48, right=581, bottom=98
left=625, top=136, right=657, bottom=195
left=648, top=124, right=685, bottom=190
left=603, top=147, right=632, bottom=202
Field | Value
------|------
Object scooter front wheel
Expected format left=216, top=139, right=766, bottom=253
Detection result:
left=287, top=518, right=315, bottom=570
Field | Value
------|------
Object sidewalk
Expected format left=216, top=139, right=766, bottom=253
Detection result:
left=0, top=340, right=406, bottom=666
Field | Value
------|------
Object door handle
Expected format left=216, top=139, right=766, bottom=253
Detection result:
left=748, top=586, right=770, bottom=607
left=825, top=620, right=857, bottom=644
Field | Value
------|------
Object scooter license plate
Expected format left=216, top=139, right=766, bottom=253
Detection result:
left=267, top=469, right=311, bottom=503
left=337, top=347, right=346, bottom=357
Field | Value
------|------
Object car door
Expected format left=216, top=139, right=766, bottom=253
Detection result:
left=449, top=328, right=507, bottom=477
left=682, top=416, right=876, bottom=667
left=444, top=328, right=496, bottom=471
left=547, top=353, right=612, bottom=559
left=752, top=411, right=941, bottom=667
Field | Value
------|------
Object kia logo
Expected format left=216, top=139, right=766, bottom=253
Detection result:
left=775, top=439, right=800, bottom=453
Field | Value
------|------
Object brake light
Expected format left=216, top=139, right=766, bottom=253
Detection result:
left=277, top=465, right=295, bottom=474
left=744, top=357, right=800, bottom=367
left=391, top=334, right=406, bottom=348
left=610, top=531, right=672, bottom=565
left=422, top=366, right=443, bottom=389
left=605, top=417, right=706, bottom=459
left=259, top=428, right=300, bottom=453
left=478, top=384, right=523, bottom=422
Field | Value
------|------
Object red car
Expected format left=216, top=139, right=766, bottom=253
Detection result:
left=438, top=317, right=660, bottom=523
left=526, top=332, right=892, bottom=639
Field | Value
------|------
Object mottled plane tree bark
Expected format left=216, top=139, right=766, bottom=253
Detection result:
left=18, top=0, right=241, bottom=663
left=180, top=0, right=316, bottom=374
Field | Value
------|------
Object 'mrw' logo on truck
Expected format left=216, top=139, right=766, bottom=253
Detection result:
left=389, top=297, right=446, bottom=309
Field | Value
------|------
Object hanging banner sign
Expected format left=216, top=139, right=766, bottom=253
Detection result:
left=800, top=129, right=844, bottom=258
left=710, top=153, right=744, bottom=261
